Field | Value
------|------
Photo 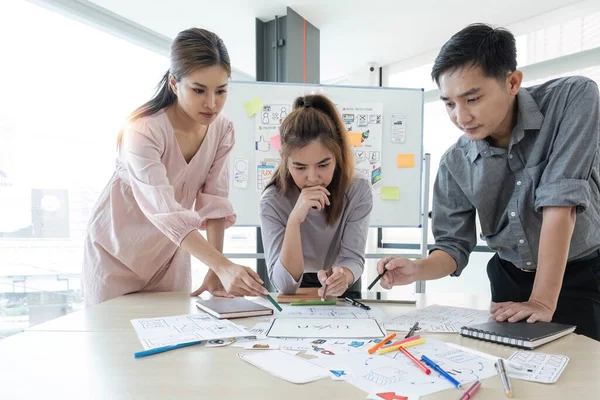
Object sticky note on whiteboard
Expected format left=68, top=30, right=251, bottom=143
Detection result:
left=243, top=96, right=264, bottom=117
left=347, top=131, right=362, bottom=147
left=381, top=186, right=400, bottom=200
left=269, top=134, right=281, bottom=151
left=396, top=154, right=415, bottom=168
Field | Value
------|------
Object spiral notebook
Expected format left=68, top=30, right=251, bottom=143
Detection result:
left=460, top=321, right=576, bottom=350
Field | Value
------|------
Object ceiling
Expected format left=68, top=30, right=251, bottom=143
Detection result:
left=88, top=0, right=589, bottom=81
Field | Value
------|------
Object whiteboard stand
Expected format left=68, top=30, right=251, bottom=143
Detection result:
left=363, top=154, right=431, bottom=294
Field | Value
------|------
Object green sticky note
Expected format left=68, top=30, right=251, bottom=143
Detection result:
left=243, top=96, right=264, bottom=117
left=381, top=186, right=400, bottom=200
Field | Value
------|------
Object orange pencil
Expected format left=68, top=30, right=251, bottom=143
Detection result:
left=368, top=333, right=397, bottom=354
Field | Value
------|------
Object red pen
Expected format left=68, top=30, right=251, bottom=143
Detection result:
left=460, top=381, right=481, bottom=400
left=397, top=346, right=431, bottom=375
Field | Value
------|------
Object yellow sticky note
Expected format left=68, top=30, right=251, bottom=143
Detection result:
left=243, top=96, right=264, bottom=117
left=396, top=154, right=415, bottom=168
left=347, top=131, right=362, bottom=147
left=381, top=186, right=400, bottom=200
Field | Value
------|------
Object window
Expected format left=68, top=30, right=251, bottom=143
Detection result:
left=0, top=0, right=168, bottom=338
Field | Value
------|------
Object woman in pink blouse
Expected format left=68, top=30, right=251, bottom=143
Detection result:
left=82, top=28, right=267, bottom=306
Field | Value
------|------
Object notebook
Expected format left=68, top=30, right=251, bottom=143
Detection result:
left=276, top=287, right=334, bottom=303
left=196, top=298, right=273, bottom=319
left=460, top=321, right=576, bottom=349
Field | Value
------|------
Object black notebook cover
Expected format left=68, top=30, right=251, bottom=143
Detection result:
left=460, top=321, right=576, bottom=349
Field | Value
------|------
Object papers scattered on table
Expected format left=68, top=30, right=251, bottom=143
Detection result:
left=130, top=313, right=251, bottom=350
left=507, top=351, right=569, bottom=384
left=385, top=304, right=491, bottom=333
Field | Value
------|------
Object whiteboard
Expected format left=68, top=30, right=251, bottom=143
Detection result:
left=224, top=81, right=424, bottom=227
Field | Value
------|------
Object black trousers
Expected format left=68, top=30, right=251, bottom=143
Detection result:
left=487, top=250, right=600, bottom=341
left=301, top=273, right=361, bottom=298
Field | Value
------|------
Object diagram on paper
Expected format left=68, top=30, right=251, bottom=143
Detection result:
left=277, top=305, right=388, bottom=322
left=266, top=317, right=384, bottom=339
left=255, top=103, right=290, bottom=191
left=310, top=338, right=496, bottom=398
left=338, top=103, right=383, bottom=192
left=130, top=313, right=251, bottom=350
left=385, top=304, right=491, bottom=333
left=507, top=351, right=569, bottom=384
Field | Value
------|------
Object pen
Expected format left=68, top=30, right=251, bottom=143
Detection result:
left=405, top=321, right=420, bottom=338
left=421, top=354, right=462, bottom=389
left=321, top=269, right=333, bottom=301
left=381, top=335, right=421, bottom=350
left=495, top=359, right=513, bottom=398
left=344, top=297, right=371, bottom=310
left=134, top=340, right=202, bottom=358
left=368, top=333, right=397, bottom=354
left=460, top=380, right=481, bottom=400
left=367, top=269, right=388, bottom=290
left=377, top=337, right=426, bottom=355
left=398, top=346, right=431, bottom=375
left=265, top=293, right=283, bottom=312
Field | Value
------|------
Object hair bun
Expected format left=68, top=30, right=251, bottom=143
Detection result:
left=301, top=99, right=312, bottom=108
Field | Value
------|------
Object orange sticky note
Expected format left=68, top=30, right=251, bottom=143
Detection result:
left=396, top=154, right=415, bottom=168
left=269, top=134, right=281, bottom=151
left=347, top=131, right=362, bottom=147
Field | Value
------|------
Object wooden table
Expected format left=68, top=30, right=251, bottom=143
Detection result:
left=1, top=292, right=598, bottom=399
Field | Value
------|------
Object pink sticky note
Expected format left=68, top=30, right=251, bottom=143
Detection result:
left=269, top=134, right=281, bottom=151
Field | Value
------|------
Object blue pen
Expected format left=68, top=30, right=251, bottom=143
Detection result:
left=134, top=340, right=202, bottom=358
left=421, top=355, right=462, bottom=389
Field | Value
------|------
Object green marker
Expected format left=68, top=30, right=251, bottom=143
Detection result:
left=265, top=294, right=283, bottom=312
left=290, top=300, right=337, bottom=306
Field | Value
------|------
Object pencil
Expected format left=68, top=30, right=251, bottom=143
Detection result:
left=367, top=269, right=388, bottom=290
left=265, top=293, right=283, bottom=312
left=377, top=337, right=426, bottom=355
left=368, top=333, right=397, bottom=354
left=321, top=269, right=333, bottom=301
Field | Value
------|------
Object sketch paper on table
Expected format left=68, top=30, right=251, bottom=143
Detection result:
left=385, top=305, right=490, bottom=333
left=507, top=351, right=569, bottom=384
left=310, top=338, right=496, bottom=398
left=277, top=305, right=388, bottom=322
left=267, top=318, right=385, bottom=339
left=238, top=350, right=329, bottom=384
left=130, top=313, right=251, bottom=350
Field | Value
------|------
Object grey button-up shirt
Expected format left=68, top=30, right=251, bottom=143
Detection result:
left=431, top=76, right=600, bottom=276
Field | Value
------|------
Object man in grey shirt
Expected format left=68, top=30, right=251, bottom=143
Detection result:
left=377, top=23, right=600, bottom=340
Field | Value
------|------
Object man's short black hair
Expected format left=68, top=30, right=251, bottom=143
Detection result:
left=431, top=23, right=517, bottom=86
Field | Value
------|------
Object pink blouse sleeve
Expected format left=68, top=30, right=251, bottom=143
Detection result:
left=195, top=122, right=237, bottom=230
left=122, top=122, right=203, bottom=246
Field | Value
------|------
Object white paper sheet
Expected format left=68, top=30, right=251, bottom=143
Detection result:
left=277, top=305, right=388, bottom=323
left=130, top=313, right=251, bottom=350
left=385, top=305, right=490, bottom=333
left=238, top=350, right=329, bottom=384
left=267, top=318, right=385, bottom=339
left=507, top=351, right=569, bottom=384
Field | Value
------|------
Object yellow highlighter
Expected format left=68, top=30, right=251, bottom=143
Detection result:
left=377, top=338, right=426, bottom=355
